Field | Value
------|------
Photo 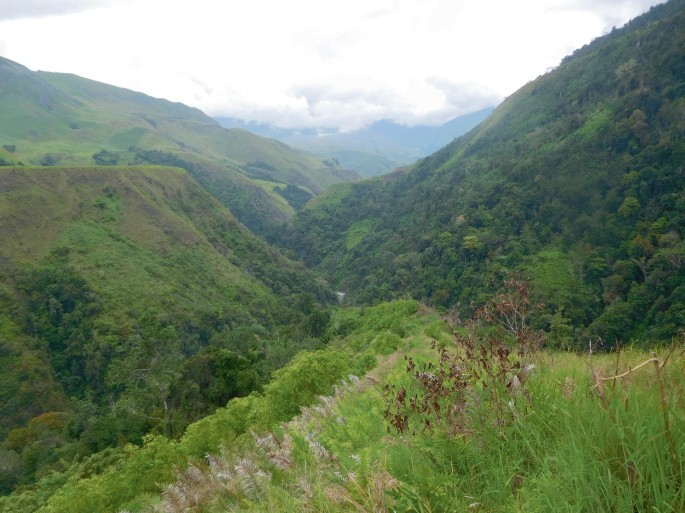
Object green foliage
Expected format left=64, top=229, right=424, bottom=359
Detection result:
left=575, top=106, right=613, bottom=140
left=525, top=249, right=600, bottom=329
left=0, top=307, right=66, bottom=440
left=350, top=350, right=377, bottom=376
left=39, top=154, right=60, bottom=166
left=16, top=249, right=101, bottom=396
left=138, top=325, right=685, bottom=513
left=423, top=319, right=451, bottom=344
left=286, top=1, right=685, bottom=344
left=37, top=436, right=186, bottom=513
left=0, top=449, right=22, bottom=493
left=462, top=234, right=483, bottom=251
left=618, top=196, right=641, bottom=217
left=169, top=347, right=258, bottom=424
left=371, top=331, right=403, bottom=355
left=8, top=296, right=681, bottom=513
left=345, top=219, right=374, bottom=250
left=91, top=150, right=119, bottom=166
left=258, top=348, right=353, bottom=424
left=274, top=183, right=313, bottom=211
left=0, top=166, right=341, bottom=495
left=383, top=313, right=685, bottom=513
left=133, top=149, right=294, bottom=238
left=0, top=300, right=427, bottom=512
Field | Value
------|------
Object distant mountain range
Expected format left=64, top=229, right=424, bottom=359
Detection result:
left=216, top=107, right=494, bottom=176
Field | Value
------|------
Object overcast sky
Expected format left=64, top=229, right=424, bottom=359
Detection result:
left=0, top=0, right=666, bottom=131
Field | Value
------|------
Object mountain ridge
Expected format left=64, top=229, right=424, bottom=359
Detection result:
left=0, top=56, right=360, bottom=236
left=286, top=0, right=685, bottom=344
left=216, top=107, right=494, bottom=176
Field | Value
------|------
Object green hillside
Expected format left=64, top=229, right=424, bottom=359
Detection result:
left=1, top=1, right=684, bottom=511
left=3, top=299, right=682, bottom=513
left=0, top=166, right=335, bottom=493
left=0, top=58, right=359, bottom=236
left=286, top=0, right=685, bottom=345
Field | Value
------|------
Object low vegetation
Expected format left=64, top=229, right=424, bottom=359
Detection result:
left=4, top=294, right=680, bottom=513
left=129, top=303, right=685, bottom=513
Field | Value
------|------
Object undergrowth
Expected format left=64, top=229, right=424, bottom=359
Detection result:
left=9, top=296, right=681, bottom=512
left=126, top=285, right=684, bottom=512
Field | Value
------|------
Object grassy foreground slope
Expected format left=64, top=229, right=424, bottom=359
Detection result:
left=0, top=166, right=334, bottom=492
left=4, top=299, right=682, bottom=513
left=0, top=57, right=359, bottom=236
left=0, top=301, right=422, bottom=512
left=286, top=0, right=685, bottom=345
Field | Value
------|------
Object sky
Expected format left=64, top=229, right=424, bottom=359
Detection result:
left=0, top=0, right=667, bottom=132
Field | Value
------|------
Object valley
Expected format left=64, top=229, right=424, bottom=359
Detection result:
left=0, top=1, right=684, bottom=511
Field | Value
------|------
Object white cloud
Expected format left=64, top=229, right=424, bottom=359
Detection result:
left=553, top=0, right=665, bottom=31
left=0, top=0, right=667, bottom=130
left=0, top=0, right=112, bottom=21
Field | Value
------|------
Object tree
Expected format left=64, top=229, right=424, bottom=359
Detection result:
left=107, top=313, right=183, bottom=437
left=170, top=348, right=257, bottom=423
left=92, top=150, right=120, bottom=166
left=630, top=109, right=649, bottom=145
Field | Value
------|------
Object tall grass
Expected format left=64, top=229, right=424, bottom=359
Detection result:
left=517, top=347, right=685, bottom=512
left=374, top=345, right=684, bottom=512
left=109, top=304, right=684, bottom=513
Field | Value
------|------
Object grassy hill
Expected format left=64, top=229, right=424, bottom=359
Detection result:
left=0, top=58, right=359, bottom=236
left=285, top=0, right=685, bottom=345
left=0, top=165, right=336, bottom=493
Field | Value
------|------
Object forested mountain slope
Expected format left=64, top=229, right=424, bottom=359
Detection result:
left=0, top=166, right=333, bottom=492
left=287, top=0, right=685, bottom=345
left=0, top=58, right=359, bottom=236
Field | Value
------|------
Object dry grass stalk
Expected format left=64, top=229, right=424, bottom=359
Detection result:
left=562, top=376, right=576, bottom=398
left=591, top=356, right=661, bottom=387
left=252, top=431, right=294, bottom=471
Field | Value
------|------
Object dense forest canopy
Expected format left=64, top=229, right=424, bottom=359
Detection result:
left=285, top=0, right=685, bottom=346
